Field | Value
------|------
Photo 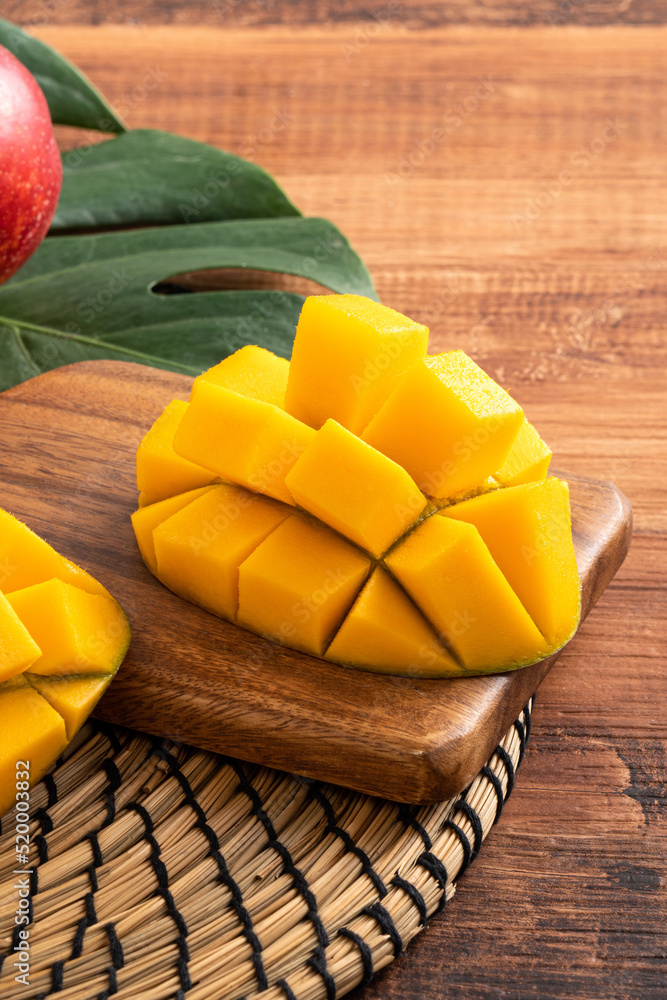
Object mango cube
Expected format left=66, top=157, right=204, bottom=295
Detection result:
left=493, top=418, right=552, bottom=487
left=363, top=351, right=524, bottom=498
left=136, top=399, right=216, bottom=504
left=7, top=579, right=130, bottom=676
left=194, top=345, right=289, bottom=407
left=237, top=513, right=371, bottom=656
left=326, top=569, right=464, bottom=676
left=131, top=485, right=217, bottom=575
left=385, top=515, right=549, bottom=673
left=27, top=674, right=112, bottom=739
left=153, top=484, right=291, bottom=621
left=285, top=294, right=429, bottom=434
left=174, top=379, right=315, bottom=505
left=0, top=592, right=41, bottom=682
left=0, top=675, right=68, bottom=816
left=285, top=419, right=428, bottom=557
left=443, top=478, right=580, bottom=647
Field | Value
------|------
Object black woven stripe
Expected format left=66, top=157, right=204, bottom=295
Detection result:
left=481, top=764, right=505, bottom=823
left=362, top=901, right=404, bottom=958
left=456, top=800, right=483, bottom=860
left=88, top=830, right=104, bottom=868
left=524, top=699, right=534, bottom=743
left=128, top=801, right=191, bottom=992
left=106, top=924, right=124, bottom=970
left=71, top=892, right=98, bottom=960
left=227, top=758, right=330, bottom=950
left=310, top=782, right=387, bottom=898
left=51, top=959, right=65, bottom=993
left=398, top=803, right=433, bottom=851
left=276, top=979, right=298, bottom=1000
left=106, top=965, right=118, bottom=996
left=102, top=759, right=122, bottom=828
left=43, top=773, right=59, bottom=808
left=152, top=748, right=268, bottom=991
left=94, top=719, right=122, bottom=755
left=338, top=927, right=374, bottom=986
left=514, top=716, right=527, bottom=765
left=441, top=817, right=472, bottom=875
left=307, top=944, right=337, bottom=1000
left=390, top=873, right=428, bottom=927
left=494, top=745, right=516, bottom=799
left=416, top=851, right=448, bottom=892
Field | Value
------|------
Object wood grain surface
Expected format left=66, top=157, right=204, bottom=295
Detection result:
left=0, top=360, right=631, bottom=803
left=6, top=3, right=667, bottom=997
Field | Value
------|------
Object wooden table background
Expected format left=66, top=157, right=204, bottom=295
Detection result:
left=7, top=1, right=666, bottom=997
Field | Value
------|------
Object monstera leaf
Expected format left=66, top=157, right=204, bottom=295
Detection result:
left=0, top=21, right=377, bottom=392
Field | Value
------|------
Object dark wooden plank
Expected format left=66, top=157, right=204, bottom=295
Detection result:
left=0, top=359, right=630, bottom=802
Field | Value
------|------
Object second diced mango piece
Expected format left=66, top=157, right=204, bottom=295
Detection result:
left=326, top=568, right=464, bottom=676
left=136, top=399, right=217, bottom=503
left=285, top=419, right=428, bottom=557
left=174, top=380, right=315, bottom=505
left=193, top=345, right=289, bottom=407
left=363, top=351, right=524, bottom=498
left=0, top=592, right=41, bottom=682
left=494, top=419, right=552, bottom=487
left=153, top=484, right=291, bottom=621
left=131, top=485, right=217, bottom=575
left=27, top=674, right=112, bottom=739
left=385, top=515, right=549, bottom=673
left=237, top=514, right=371, bottom=656
left=7, top=579, right=130, bottom=676
left=285, top=294, right=429, bottom=434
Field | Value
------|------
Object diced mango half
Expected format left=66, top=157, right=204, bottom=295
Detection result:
left=494, top=419, right=552, bottom=487
left=26, top=674, right=113, bottom=740
left=326, top=568, right=464, bottom=676
left=285, top=419, right=428, bottom=557
left=132, top=294, right=581, bottom=679
left=0, top=675, right=68, bottom=817
left=385, top=515, right=549, bottom=673
left=7, top=579, right=130, bottom=676
left=443, top=478, right=580, bottom=647
left=131, top=485, right=217, bottom=575
left=237, top=513, right=371, bottom=656
left=153, top=484, right=291, bottom=620
left=174, top=379, right=315, bottom=505
left=194, top=345, right=289, bottom=407
left=285, top=294, right=429, bottom=435
left=0, top=592, right=41, bottom=683
left=363, top=351, right=524, bottom=498
left=136, top=399, right=216, bottom=504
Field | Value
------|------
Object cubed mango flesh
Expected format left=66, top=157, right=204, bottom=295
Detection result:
left=0, top=592, right=41, bottom=682
left=194, top=345, right=289, bottom=407
left=174, top=379, right=315, bottom=504
left=326, top=568, right=464, bottom=676
left=285, top=294, right=429, bottom=434
left=363, top=351, right=524, bottom=498
left=494, top=419, right=552, bottom=487
left=136, top=399, right=216, bottom=503
left=27, top=674, right=112, bottom=739
left=237, top=513, right=371, bottom=656
left=285, top=419, right=428, bottom=557
left=385, top=515, right=549, bottom=673
left=131, top=485, right=217, bottom=575
left=152, top=484, right=291, bottom=620
left=443, top=478, right=580, bottom=647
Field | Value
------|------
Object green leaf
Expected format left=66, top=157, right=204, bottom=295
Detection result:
left=0, top=217, right=378, bottom=391
left=53, top=130, right=300, bottom=231
left=0, top=17, right=125, bottom=132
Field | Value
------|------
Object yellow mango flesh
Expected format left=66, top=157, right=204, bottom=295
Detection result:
left=0, top=509, right=108, bottom=596
left=136, top=399, right=216, bottom=503
left=0, top=592, right=41, bottom=682
left=174, top=379, right=315, bottom=504
left=194, top=345, right=289, bottom=407
left=131, top=485, right=217, bottom=575
left=363, top=351, right=524, bottom=498
left=443, top=478, right=580, bottom=647
left=385, top=515, right=549, bottom=673
left=285, top=294, right=429, bottom=435
left=494, top=419, right=552, bottom=487
left=153, top=484, right=291, bottom=620
left=0, top=676, right=68, bottom=817
left=7, top=579, right=130, bottom=676
left=26, top=674, right=112, bottom=739
left=285, top=418, right=428, bottom=557
left=326, top=568, right=464, bottom=676
left=237, top=513, right=371, bottom=656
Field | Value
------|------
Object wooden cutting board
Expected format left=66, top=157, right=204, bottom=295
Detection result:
left=0, top=360, right=632, bottom=803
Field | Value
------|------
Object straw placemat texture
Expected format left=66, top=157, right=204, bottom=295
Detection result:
left=0, top=699, right=534, bottom=1000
